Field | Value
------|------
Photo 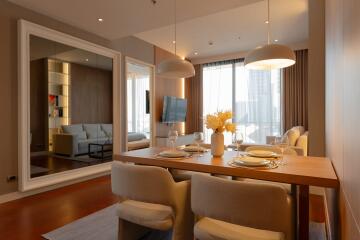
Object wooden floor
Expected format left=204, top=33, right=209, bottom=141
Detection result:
left=0, top=175, right=326, bottom=240
left=31, top=155, right=112, bottom=178
left=0, top=176, right=118, bottom=240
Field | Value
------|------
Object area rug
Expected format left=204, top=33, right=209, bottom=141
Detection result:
left=43, top=203, right=325, bottom=240
left=42, top=204, right=171, bottom=240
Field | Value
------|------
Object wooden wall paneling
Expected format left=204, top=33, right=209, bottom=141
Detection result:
left=70, top=63, right=112, bottom=124
left=30, top=58, right=48, bottom=152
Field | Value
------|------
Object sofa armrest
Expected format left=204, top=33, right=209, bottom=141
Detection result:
left=53, top=134, right=78, bottom=156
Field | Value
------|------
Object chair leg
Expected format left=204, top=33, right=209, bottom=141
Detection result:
left=118, top=218, right=150, bottom=240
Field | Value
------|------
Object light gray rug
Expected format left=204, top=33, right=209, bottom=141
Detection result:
left=43, top=204, right=118, bottom=240
left=43, top=204, right=171, bottom=240
left=43, top=204, right=326, bottom=240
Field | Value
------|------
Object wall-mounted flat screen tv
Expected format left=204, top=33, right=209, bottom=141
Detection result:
left=161, top=96, right=187, bottom=123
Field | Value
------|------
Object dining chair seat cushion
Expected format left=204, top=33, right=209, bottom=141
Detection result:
left=117, top=200, right=174, bottom=231
left=194, top=217, right=285, bottom=240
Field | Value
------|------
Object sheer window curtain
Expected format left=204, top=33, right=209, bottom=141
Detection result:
left=202, top=63, right=233, bottom=144
left=234, top=62, right=281, bottom=143
left=127, top=73, right=150, bottom=135
left=202, top=60, right=281, bottom=144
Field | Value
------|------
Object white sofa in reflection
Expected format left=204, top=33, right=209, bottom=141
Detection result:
left=53, top=124, right=150, bottom=157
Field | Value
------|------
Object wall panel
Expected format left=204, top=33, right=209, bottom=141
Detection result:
left=325, top=0, right=360, bottom=239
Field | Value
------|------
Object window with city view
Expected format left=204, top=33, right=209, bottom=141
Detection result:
left=202, top=60, right=282, bottom=144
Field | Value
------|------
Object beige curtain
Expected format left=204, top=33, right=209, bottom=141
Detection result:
left=185, top=64, right=203, bottom=134
left=283, top=49, right=308, bottom=131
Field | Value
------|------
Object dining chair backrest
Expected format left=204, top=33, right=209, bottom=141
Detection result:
left=245, top=145, right=298, bottom=156
left=191, top=173, right=294, bottom=239
left=111, top=162, right=175, bottom=206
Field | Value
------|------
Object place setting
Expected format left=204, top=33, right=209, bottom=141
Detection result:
left=227, top=131, right=281, bottom=169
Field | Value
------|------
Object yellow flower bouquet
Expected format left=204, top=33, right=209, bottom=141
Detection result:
left=205, top=111, right=236, bottom=134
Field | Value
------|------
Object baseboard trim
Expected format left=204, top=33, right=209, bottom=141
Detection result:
left=0, top=171, right=110, bottom=204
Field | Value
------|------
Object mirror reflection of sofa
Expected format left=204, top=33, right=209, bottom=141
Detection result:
left=53, top=124, right=150, bottom=157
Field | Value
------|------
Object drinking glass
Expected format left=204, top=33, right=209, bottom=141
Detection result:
left=193, top=132, right=204, bottom=156
left=274, top=136, right=289, bottom=165
left=232, top=131, right=244, bottom=158
left=168, top=130, right=178, bottom=151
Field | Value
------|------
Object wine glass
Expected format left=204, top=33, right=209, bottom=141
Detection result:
left=168, top=130, right=178, bottom=151
left=274, top=136, right=289, bottom=165
left=232, top=130, right=244, bottom=158
left=193, top=132, right=204, bottom=156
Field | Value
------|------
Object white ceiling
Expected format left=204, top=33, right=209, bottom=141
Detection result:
left=8, top=0, right=262, bottom=40
left=30, top=35, right=113, bottom=70
left=136, top=0, right=308, bottom=59
left=10, top=0, right=308, bottom=60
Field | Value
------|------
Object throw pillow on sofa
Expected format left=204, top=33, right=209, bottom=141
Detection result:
left=101, top=124, right=112, bottom=138
left=283, top=127, right=301, bottom=146
left=84, top=124, right=106, bottom=139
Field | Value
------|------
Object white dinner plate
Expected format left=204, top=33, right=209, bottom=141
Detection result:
left=247, top=150, right=278, bottom=158
left=158, top=150, right=190, bottom=158
left=234, top=156, right=271, bottom=167
left=180, top=146, right=207, bottom=153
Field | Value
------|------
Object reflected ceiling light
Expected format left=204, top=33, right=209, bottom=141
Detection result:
left=97, top=18, right=104, bottom=22
left=157, top=0, right=195, bottom=79
left=245, top=0, right=295, bottom=70
left=85, top=58, right=89, bottom=62
left=274, top=39, right=279, bottom=42
left=194, top=52, right=198, bottom=55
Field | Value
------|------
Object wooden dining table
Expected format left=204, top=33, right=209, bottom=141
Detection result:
left=114, top=147, right=339, bottom=240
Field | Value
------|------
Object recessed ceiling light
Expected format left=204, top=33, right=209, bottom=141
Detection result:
left=194, top=52, right=198, bottom=55
left=85, top=58, right=89, bottom=62
left=172, top=40, right=176, bottom=44
left=265, top=20, right=269, bottom=24
left=98, top=18, right=104, bottom=22
left=274, top=39, right=279, bottom=42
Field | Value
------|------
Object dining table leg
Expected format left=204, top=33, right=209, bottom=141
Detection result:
left=299, top=185, right=309, bottom=240
left=291, top=184, right=298, bottom=240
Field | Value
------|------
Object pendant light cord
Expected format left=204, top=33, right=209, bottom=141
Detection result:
left=174, top=0, right=177, bottom=55
left=267, top=0, right=270, bottom=45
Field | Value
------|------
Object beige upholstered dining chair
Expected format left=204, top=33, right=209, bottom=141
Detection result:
left=191, top=173, right=294, bottom=240
left=111, top=162, right=193, bottom=240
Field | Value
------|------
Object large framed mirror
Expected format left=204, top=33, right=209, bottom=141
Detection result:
left=125, top=57, right=155, bottom=151
left=18, top=20, right=122, bottom=192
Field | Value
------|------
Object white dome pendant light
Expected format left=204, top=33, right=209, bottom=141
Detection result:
left=244, top=0, right=296, bottom=70
left=157, top=0, right=195, bottom=78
